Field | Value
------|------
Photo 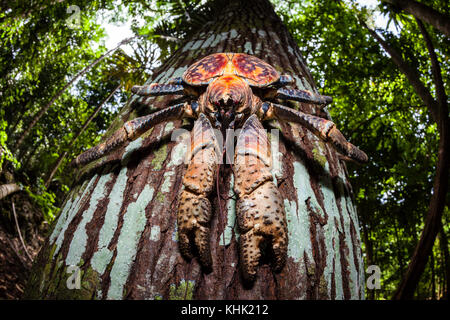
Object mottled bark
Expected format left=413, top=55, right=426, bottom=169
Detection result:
left=24, top=0, right=365, bottom=300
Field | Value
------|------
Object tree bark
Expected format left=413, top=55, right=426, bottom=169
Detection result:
left=382, top=0, right=450, bottom=38
left=438, top=223, right=449, bottom=299
left=0, top=183, right=21, bottom=200
left=24, top=0, right=365, bottom=300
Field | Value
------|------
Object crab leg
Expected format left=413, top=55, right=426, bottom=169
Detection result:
left=276, top=87, right=333, bottom=105
left=266, top=102, right=368, bottom=163
left=177, top=113, right=221, bottom=269
left=272, top=74, right=294, bottom=88
left=72, top=103, right=187, bottom=167
left=131, top=83, right=185, bottom=96
left=233, top=115, right=288, bottom=281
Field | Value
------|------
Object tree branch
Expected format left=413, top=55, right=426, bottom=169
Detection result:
left=382, top=0, right=450, bottom=38
left=15, top=37, right=136, bottom=150
left=415, top=18, right=448, bottom=118
left=0, top=183, right=21, bottom=200
left=358, top=9, right=450, bottom=300
left=389, top=18, right=450, bottom=299
left=12, top=200, right=33, bottom=262
left=44, top=83, right=122, bottom=188
left=393, top=112, right=449, bottom=299
left=349, top=105, right=424, bottom=135
left=360, top=21, right=439, bottom=122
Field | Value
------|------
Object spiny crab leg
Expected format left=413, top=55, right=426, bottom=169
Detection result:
left=72, top=103, right=188, bottom=167
left=265, top=102, right=368, bottom=163
left=233, top=115, right=288, bottom=281
left=276, top=87, right=333, bottom=105
left=131, top=83, right=185, bottom=96
left=177, top=113, right=221, bottom=269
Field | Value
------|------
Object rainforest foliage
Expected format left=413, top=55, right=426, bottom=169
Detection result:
left=0, top=0, right=448, bottom=299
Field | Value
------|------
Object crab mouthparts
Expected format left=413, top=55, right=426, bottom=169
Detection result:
left=219, top=109, right=236, bottom=129
left=218, top=94, right=238, bottom=107
left=213, top=91, right=241, bottom=107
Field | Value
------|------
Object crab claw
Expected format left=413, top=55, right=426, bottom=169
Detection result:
left=239, top=230, right=264, bottom=282
left=236, top=181, right=288, bottom=281
left=177, top=192, right=213, bottom=269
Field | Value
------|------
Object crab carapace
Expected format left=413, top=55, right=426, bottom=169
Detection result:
left=73, top=53, right=368, bottom=282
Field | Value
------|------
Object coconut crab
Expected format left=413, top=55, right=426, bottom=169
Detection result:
left=73, top=53, right=367, bottom=282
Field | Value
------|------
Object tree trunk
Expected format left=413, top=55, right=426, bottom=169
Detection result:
left=438, top=223, right=449, bottom=299
left=0, top=183, right=21, bottom=200
left=24, top=0, right=365, bottom=300
left=362, top=19, right=449, bottom=300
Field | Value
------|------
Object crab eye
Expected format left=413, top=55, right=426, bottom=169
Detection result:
left=191, top=101, right=199, bottom=114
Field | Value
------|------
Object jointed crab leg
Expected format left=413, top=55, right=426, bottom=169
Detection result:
left=177, top=113, right=221, bottom=268
left=72, top=103, right=188, bottom=167
left=234, top=115, right=288, bottom=281
left=276, top=87, right=333, bottom=105
left=266, top=102, right=368, bottom=163
left=269, top=74, right=294, bottom=88
left=131, top=83, right=185, bottom=96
